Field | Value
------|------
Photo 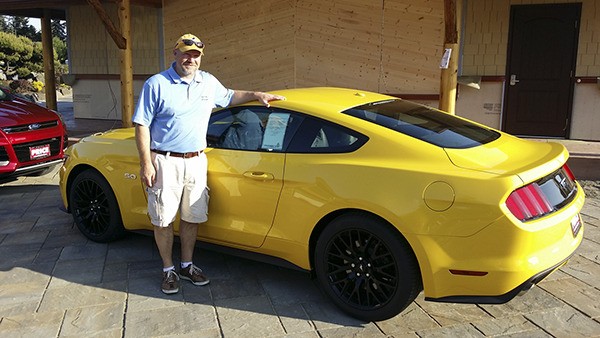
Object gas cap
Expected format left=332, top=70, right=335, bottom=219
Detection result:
left=423, top=181, right=455, bottom=212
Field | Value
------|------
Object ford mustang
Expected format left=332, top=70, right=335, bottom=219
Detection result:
left=1, top=86, right=68, bottom=180
left=59, top=87, right=585, bottom=321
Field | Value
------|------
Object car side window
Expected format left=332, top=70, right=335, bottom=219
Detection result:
left=0, top=88, right=9, bottom=100
left=287, top=116, right=368, bottom=153
left=207, top=107, right=303, bottom=152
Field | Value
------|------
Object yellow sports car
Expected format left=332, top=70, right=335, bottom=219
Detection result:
left=59, top=87, right=585, bottom=321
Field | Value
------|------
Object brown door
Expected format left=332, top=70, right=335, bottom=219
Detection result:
left=502, top=3, right=581, bottom=138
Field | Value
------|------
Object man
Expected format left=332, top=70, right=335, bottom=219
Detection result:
left=133, top=33, right=284, bottom=294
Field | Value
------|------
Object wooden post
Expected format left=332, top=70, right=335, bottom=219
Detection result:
left=118, top=0, right=133, bottom=127
left=439, top=0, right=459, bottom=114
left=41, top=9, right=57, bottom=111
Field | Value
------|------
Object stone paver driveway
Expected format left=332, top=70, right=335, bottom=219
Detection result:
left=1, top=168, right=599, bottom=337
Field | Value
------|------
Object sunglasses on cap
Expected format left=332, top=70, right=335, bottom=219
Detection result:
left=181, top=39, right=204, bottom=49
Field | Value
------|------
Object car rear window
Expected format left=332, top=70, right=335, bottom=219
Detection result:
left=343, top=99, right=500, bottom=149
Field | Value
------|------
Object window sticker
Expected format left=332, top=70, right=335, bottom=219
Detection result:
left=262, top=113, right=290, bottom=151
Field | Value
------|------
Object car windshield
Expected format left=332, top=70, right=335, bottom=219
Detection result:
left=343, top=99, right=500, bottom=149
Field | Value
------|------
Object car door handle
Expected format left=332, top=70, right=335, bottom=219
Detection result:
left=243, top=171, right=274, bottom=181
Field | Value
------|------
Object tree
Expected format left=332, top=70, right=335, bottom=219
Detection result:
left=53, top=36, right=67, bottom=64
left=0, top=16, right=9, bottom=32
left=0, top=16, right=68, bottom=88
left=7, top=16, right=40, bottom=41
left=51, top=20, right=67, bottom=41
left=0, top=32, right=44, bottom=79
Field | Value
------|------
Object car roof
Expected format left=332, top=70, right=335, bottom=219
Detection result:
left=263, top=87, right=396, bottom=113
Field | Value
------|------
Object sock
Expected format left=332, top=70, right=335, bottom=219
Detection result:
left=163, top=266, right=175, bottom=273
left=181, top=262, right=192, bottom=269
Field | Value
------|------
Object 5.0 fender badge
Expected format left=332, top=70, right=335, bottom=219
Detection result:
left=124, top=173, right=137, bottom=180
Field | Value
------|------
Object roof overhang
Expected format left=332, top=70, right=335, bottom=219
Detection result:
left=0, top=0, right=161, bottom=20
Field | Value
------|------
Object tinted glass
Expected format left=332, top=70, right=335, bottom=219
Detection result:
left=0, top=88, right=9, bottom=101
left=344, top=99, right=500, bottom=148
left=207, top=107, right=303, bottom=152
left=287, top=116, right=367, bottom=153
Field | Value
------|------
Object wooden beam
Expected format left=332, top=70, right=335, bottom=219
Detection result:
left=41, top=8, right=57, bottom=111
left=86, top=0, right=126, bottom=49
left=0, top=0, right=161, bottom=12
left=443, top=0, right=458, bottom=44
left=118, top=0, right=133, bottom=128
left=439, top=0, right=459, bottom=114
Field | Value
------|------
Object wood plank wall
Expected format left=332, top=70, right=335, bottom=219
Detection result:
left=163, top=0, right=295, bottom=91
left=295, top=1, right=383, bottom=91
left=163, top=0, right=444, bottom=94
left=69, top=4, right=160, bottom=75
left=381, top=0, right=443, bottom=94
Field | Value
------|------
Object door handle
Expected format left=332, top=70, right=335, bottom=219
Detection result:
left=510, top=74, right=520, bottom=86
left=243, top=171, right=274, bottom=181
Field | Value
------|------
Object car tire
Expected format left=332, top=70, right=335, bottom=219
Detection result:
left=314, top=212, right=422, bottom=321
left=69, top=169, right=125, bottom=242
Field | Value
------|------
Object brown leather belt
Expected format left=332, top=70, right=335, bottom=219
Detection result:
left=151, top=149, right=202, bottom=158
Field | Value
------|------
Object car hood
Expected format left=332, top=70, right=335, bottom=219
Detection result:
left=0, top=98, right=59, bottom=126
left=444, top=134, right=569, bottom=184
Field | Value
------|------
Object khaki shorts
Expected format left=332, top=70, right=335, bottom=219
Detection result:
left=146, top=152, right=209, bottom=227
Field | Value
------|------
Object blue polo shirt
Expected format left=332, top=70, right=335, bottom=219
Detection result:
left=132, top=63, right=234, bottom=152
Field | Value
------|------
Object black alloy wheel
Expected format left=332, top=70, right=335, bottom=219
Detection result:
left=315, top=212, right=422, bottom=321
left=69, top=169, right=125, bottom=242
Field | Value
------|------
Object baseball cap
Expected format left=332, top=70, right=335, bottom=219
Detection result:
left=174, top=34, right=204, bottom=54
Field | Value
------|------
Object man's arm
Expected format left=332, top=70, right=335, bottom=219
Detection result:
left=229, top=90, right=285, bottom=107
left=134, top=123, right=155, bottom=187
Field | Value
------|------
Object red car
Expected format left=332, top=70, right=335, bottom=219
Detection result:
left=0, top=86, right=68, bottom=179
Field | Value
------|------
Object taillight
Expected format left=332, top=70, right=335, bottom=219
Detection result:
left=506, top=164, right=578, bottom=222
left=506, top=183, right=553, bottom=221
left=562, top=163, right=576, bottom=181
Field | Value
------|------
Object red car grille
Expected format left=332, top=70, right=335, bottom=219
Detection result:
left=0, top=146, right=7, bottom=162
left=1, top=120, right=59, bottom=134
left=13, top=138, right=62, bottom=163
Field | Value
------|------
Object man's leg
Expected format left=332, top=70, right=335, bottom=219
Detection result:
left=178, top=219, right=210, bottom=286
left=154, top=224, right=180, bottom=294
left=179, top=220, right=198, bottom=263
left=177, top=154, right=210, bottom=286
left=148, top=153, right=186, bottom=294
left=154, top=224, right=174, bottom=268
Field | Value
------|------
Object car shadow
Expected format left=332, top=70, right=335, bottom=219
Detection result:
left=0, top=183, right=370, bottom=332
